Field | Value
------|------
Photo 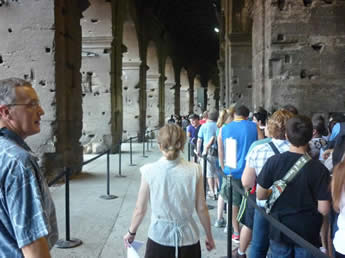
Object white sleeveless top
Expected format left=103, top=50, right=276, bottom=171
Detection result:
left=140, top=156, right=203, bottom=255
left=334, top=191, right=345, bottom=255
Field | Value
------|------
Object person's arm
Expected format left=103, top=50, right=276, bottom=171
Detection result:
left=241, top=164, right=256, bottom=190
left=256, top=184, right=272, bottom=200
left=195, top=168, right=215, bottom=251
left=218, top=127, right=225, bottom=171
left=21, top=237, right=51, bottom=258
left=204, top=136, right=215, bottom=154
left=196, top=138, right=203, bottom=156
left=318, top=200, right=330, bottom=216
left=123, top=176, right=150, bottom=247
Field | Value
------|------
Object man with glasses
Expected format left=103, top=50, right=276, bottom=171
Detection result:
left=0, top=78, right=58, bottom=257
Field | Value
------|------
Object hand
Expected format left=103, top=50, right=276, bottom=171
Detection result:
left=205, top=237, right=215, bottom=251
left=123, top=232, right=135, bottom=248
left=322, top=149, right=333, bottom=160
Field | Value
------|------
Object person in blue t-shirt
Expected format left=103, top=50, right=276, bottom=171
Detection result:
left=218, top=105, right=258, bottom=243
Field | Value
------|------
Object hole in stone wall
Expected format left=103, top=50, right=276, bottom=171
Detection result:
left=82, top=93, right=86, bottom=97
left=93, top=91, right=100, bottom=96
left=0, top=55, right=3, bottom=64
left=303, top=0, right=313, bottom=6
left=39, top=80, right=46, bottom=86
left=45, top=47, right=51, bottom=53
left=24, top=74, right=29, bottom=80
left=147, top=115, right=152, bottom=118
left=278, top=0, right=286, bottom=10
left=30, top=69, right=34, bottom=80
left=88, top=134, right=95, bottom=138
left=49, top=89, right=56, bottom=92
left=123, top=130, right=127, bottom=133
left=8, top=28, right=12, bottom=33
left=150, top=88, right=155, bottom=92
left=148, top=95, right=153, bottom=98
left=277, top=34, right=285, bottom=41
left=300, top=69, right=307, bottom=79
left=247, top=84, right=252, bottom=89
left=103, top=48, right=110, bottom=54
left=134, top=85, right=140, bottom=89
left=124, top=86, right=128, bottom=90
left=91, top=19, right=98, bottom=23
left=134, top=115, right=139, bottom=119
left=102, top=112, right=105, bottom=115
left=284, top=55, right=291, bottom=63
left=311, top=43, right=324, bottom=52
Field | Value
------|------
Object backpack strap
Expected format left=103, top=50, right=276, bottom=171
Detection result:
left=268, top=141, right=280, bottom=155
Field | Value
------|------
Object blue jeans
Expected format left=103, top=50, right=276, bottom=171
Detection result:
left=269, top=240, right=314, bottom=258
left=249, top=208, right=269, bottom=258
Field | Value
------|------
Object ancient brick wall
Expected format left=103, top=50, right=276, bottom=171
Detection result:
left=253, top=0, right=345, bottom=115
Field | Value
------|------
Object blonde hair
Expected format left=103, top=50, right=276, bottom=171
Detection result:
left=332, top=160, right=345, bottom=212
left=158, top=124, right=186, bottom=160
left=267, top=109, right=294, bottom=140
left=217, top=109, right=230, bottom=128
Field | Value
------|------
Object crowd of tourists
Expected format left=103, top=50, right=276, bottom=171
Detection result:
left=1, top=77, right=343, bottom=258
left=126, top=104, right=345, bottom=258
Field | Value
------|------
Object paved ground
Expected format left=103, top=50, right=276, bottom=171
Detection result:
left=50, top=140, right=238, bottom=258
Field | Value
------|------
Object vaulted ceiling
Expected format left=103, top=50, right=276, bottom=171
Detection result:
left=139, top=0, right=220, bottom=81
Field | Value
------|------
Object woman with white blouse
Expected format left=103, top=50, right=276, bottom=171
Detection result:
left=123, top=124, right=215, bottom=258
left=332, top=158, right=345, bottom=258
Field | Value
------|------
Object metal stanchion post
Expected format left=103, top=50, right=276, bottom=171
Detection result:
left=228, top=175, right=233, bottom=258
left=146, top=132, right=150, bottom=152
left=202, top=156, right=214, bottom=210
left=188, top=142, right=191, bottom=161
left=150, top=130, right=153, bottom=147
left=129, top=137, right=136, bottom=166
left=116, top=141, right=126, bottom=178
left=55, top=168, right=82, bottom=248
left=142, top=135, right=148, bottom=158
left=100, top=151, right=118, bottom=199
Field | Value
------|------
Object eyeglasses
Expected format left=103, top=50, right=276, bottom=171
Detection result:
left=7, top=101, right=41, bottom=109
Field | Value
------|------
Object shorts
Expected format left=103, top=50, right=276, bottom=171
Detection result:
left=145, top=238, right=201, bottom=258
left=200, top=155, right=218, bottom=178
left=220, top=177, right=243, bottom=207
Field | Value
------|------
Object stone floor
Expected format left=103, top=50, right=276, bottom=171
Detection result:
left=50, top=140, right=238, bottom=258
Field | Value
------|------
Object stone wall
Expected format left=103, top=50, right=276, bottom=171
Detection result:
left=0, top=0, right=83, bottom=176
left=253, top=0, right=345, bottom=115
left=80, top=0, right=113, bottom=153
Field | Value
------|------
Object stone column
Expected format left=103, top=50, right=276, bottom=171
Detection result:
left=158, top=74, right=166, bottom=127
left=174, top=82, right=181, bottom=116
left=180, top=86, right=190, bottom=115
left=207, top=82, right=217, bottom=110
left=146, top=73, right=160, bottom=129
left=54, top=0, right=84, bottom=174
left=110, top=0, right=125, bottom=150
left=138, top=62, right=148, bottom=140
left=122, top=60, right=141, bottom=139
left=228, top=33, right=252, bottom=107
left=165, top=81, right=175, bottom=121
left=189, top=79, right=194, bottom=115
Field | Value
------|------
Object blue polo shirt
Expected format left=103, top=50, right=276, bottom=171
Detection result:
left=221, top=120, right=257, bottom=179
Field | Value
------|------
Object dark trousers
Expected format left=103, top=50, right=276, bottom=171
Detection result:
left=144, top=238, right=201, bottom=258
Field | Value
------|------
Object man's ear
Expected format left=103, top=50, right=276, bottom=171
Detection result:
left=0, top=105, right=10, bottom=119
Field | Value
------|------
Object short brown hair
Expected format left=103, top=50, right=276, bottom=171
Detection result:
left=267, top=109, right=294, bottom=140
left=158, top=124, right=186, bottom=160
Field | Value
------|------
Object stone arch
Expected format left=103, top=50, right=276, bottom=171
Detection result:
left=164, top=56, right=175, bottom=121
left=180, top=67, right=190, bottom=115
left=80, top=0, right=113, bottom=153
left=122, top=16, right=141, bottom=139
left=146, top=40, right=160, bottom=129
